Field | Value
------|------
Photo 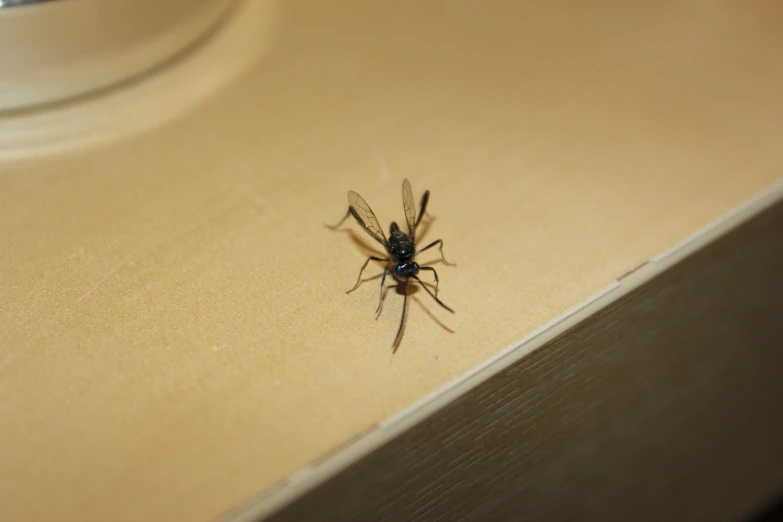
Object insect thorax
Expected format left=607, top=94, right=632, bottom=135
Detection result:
left=388, top=229, right=414, bottom=264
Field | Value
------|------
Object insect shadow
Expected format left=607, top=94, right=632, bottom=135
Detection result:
left=326, top=179, right=455, bottom=352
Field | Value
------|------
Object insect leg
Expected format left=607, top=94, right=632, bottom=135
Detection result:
left=416, top=238, right=456, bottom=266
left=393, top=279, right=409, bottom=352
left=413, top=275, right=454, bottom=314
left=414, top=190, right=430, bottom=229
left=376, top=266, right=388, bottom=317
left=325, top=208, right=351, bottom=230
left=418, top=265, right=440, bottom=296
left=346, top=256, right=388, bottom=293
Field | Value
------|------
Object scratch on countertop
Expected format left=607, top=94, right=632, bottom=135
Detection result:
left=373, top=149, right=390, bottom=183
left=70, top=247, right=139, bottom=308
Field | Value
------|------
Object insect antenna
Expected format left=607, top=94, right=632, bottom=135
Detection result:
left=412, top=276, right=455, bottom=313
left=393, top=280, right=409, bottom=352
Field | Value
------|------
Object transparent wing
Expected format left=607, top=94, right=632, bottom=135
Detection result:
left=348, top=190, right=388, bottom=247
left=402, top=178, right=417, bottom=240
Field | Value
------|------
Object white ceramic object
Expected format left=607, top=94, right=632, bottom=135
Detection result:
left=0, top=0, right=234, bottom=112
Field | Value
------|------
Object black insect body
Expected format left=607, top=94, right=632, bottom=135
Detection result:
left=329, top=179, right=455, bottom=351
